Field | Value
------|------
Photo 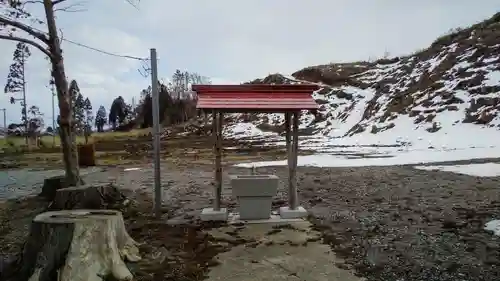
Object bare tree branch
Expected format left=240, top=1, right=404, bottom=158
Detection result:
left=0, top=15, right=49, bottom=43
left=59, top=27, right=64, bottom=44
left=13, top=1, right=48, bottom=27
left=24, top=1, right=44, bottom=4
left=125, top=0, right=140, bottom=10
left=0, top=34, right=52, bottom=58
left=54, top=1, right=87, bottom=13
left=52, top=0, right=69, bottom=5
left=54, top=7, right=86, bottom=12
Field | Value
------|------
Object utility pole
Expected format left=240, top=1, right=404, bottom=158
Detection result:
left=150, top=48, right=162, bottom=219
left=184, top=73, right=189, bottom=99
left=0, top=108, right=6, bottom=136
left=131, top=97, right=136, bottom=119
left=51, top=82, right=56, bottom=146
left=21, top=56, right=28, bottom=144
left=10, top=94, right=27, bottom=142
left=131, top=97, right=135, bottom=110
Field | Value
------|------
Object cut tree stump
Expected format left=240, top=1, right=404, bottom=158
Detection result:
left=10, top=209, right=140, bottom=281
left=39, top=176, right=85, bottom=201
left=49, top=183, right=128, bottom=211
left=39, top=176, right=67, bottom=201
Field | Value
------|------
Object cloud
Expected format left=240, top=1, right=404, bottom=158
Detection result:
left=62, top=24, right=150, bottom=109
left=0, top=0, right=499, bottom=127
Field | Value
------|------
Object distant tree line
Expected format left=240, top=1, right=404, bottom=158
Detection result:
left=4, top=65, right=211, bottom=137
left=135, top=69, right=210, bottom=129
left=106, top=69, right=211, bottom=131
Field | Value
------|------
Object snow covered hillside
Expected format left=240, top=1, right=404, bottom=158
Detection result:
left=225, top=12, right=500, bottom=153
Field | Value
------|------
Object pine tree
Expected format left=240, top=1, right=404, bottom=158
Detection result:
left=68, top=80, right=86, bottom=134
left=83, top=97, right=93, bottom=143
left=124, top=103, right=133, bottom=123
left=27, top=105, right=44, bottom=135
left=74, top=93, right=86, bottom=134
left=109, top=96, right=127, bottom=129
left=95, top=106, right=107, bottom=133
left=5, top=43, right=30, bottom=136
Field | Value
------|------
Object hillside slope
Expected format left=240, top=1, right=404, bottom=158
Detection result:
left=227, top=12, right=500, bottom=149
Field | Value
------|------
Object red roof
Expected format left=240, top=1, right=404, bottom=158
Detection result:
left=193, top=84, right=319, bottom=112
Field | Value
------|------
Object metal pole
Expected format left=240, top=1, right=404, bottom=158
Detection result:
left=22, top=59, right=28, bottom=144
left=132, top=97, right=136, bottom=118
left=150, top=48, right=162, bottom=218
left=51, top=83, right=56, bottom=146
left=0, top=108, right=6, bottom=136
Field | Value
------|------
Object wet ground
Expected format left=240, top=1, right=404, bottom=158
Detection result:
left=2, top=135, right=500, bottom=280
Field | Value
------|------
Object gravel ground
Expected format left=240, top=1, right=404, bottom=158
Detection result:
left=2, top=159, right=500, bottom=281
left=127, top=161, right=500, bottom=281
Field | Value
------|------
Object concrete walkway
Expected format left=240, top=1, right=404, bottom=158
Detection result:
left=206, top=220, right=364, bottom=281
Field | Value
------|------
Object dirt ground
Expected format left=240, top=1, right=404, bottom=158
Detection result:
left=0, top=135, right=291, bottom=171
left=1, top=135, right=500, bottom=281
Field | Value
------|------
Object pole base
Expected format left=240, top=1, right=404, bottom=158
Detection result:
left=279, top=206, right=308, bottom=219
left=200, top=208, right=228, bottom=222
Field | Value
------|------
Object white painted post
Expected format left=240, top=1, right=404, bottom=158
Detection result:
left=150, top=48, right=162, bottom=218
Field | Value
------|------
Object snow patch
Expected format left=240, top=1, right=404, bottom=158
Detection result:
left=235, top=147, right=500, bottom=168
left=414, top=163, right=500, bottom=177
left=224, top=123, right=278, bottom=139
left=485, top=220, right=500, bottom=236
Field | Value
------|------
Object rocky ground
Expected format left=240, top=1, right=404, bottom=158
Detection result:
left=2, top=153, right=500, bottom=280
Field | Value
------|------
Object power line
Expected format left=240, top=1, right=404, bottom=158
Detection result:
left=61, top=37, right=148, bottom=60
left=3, top=15, right=149, bottom=61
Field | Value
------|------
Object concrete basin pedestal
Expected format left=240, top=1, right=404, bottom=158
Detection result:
left=230, top=175, right=279, bottom=220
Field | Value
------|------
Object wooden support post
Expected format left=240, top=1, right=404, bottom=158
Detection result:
left=217, top=112, right=224, bottom=209
left=285, top=112, right=293, bottom=208
left=290, top=111, right=300, bottom=210
left=213, top=110, right=223, bottom=211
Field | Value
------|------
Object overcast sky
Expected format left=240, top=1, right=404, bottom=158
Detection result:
left=0, top=0, right=499, bottom=128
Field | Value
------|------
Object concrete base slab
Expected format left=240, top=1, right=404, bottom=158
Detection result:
left=228, top=213, right=304, bottom=225
left=279, top=206, right=308, bottom=219
left=205, top=220, right=363, bottom=281
left=200, top=208, right=228, bottom=222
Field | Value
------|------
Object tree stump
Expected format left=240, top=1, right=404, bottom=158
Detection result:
left=49, top=184, right=128, bottom=211
left=39, top=176, right=85, bottom=201
left=10, top=209, right=140, bottom=281
left=78, top=143, right=96, bottom=167
left=40, top=175, right=66, bottom=200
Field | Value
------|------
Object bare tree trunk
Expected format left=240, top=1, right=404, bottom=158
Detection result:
left=43, top=0, right=80, bottom=186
